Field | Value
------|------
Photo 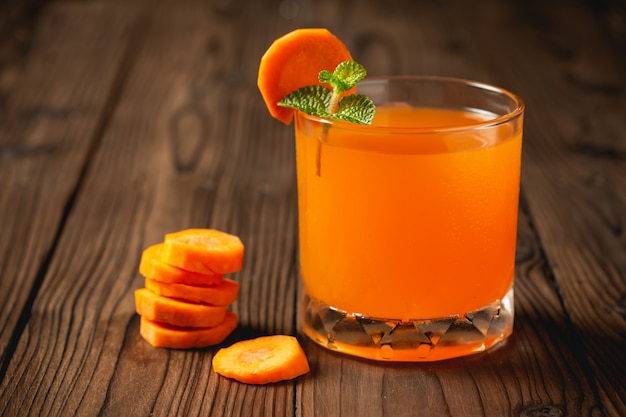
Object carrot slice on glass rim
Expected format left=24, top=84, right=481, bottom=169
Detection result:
left=257, top=28, right=353, bottom=125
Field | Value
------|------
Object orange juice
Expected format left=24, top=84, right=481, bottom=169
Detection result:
left=295, top=77, right=524, bottom=361
left=295, top=76, right=524, bottom=361
left=296, top=106, right=522, bottom=320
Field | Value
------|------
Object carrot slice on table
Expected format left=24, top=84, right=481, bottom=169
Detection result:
left=145, top=277, right=240, bottom=306
left=162, top=229, right=244, bottom=275
left=258, top=28, right=354, bottom=125
left=212, top=335, right=310, bottom=384
left=139, top=312, right=238, bottom=349
left=135, top=288, right=227, bottom=328
left=139, top=243, right=224, bottom=286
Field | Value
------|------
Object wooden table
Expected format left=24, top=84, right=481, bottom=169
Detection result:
left=1, top=0, right=625, bottom=415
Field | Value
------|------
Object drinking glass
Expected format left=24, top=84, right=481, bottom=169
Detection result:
left=294, top=76, right=524, bottom=361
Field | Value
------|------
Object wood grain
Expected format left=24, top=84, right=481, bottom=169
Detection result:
left=471, top=2, right=626, bottom=414
left=0, top=0, right=141, bottom=365
left=0, top=0, right=624, bottom=416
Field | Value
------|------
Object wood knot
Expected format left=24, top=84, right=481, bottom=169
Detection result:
left=168, top=102, right=210, bottom=173
left=519, top=405, right=564, bottom=417
left=574, top=144, right=621, bottom=160
left=515, top=242, right=534, bottom=264
left=0, top=144, right=58, bottom=164
left=617, top=294, right=626, bottom=320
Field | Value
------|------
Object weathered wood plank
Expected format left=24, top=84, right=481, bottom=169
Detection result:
left=0, top=0, right=46, bottom=112
left=0, top=0, right=139, bottom=366
left=1, top=0, right=299, bottom=415
left=290, top=0, right=624, bottom=415
left=0, top=0, right=624, bottom=416
left=463, top=2, right=626, bottom=414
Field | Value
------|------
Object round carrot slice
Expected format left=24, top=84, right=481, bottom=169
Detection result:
left=139, top=312, right=237, bottom=349
left=212, top=335, right=310, bottom=384
left=135, top=288, right=227, bottom=328
left=162, top=229, right=244, bottom=275
left=139, top=243, right=224, bottom=286
left=144, top=277, right=240, bottom=306
left=258, top=28, right=353, bottom=125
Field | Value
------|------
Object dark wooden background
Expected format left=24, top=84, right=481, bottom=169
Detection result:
left=0, top=0, right=625, bottom=416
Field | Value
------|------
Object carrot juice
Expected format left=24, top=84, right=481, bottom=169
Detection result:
left=294, top=77, right=524, bottom=361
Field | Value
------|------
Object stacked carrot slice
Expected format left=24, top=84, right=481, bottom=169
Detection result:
left=135, top=229, right=244, bottom=349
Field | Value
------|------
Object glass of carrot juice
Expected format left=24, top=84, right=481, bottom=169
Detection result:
left=294, top=76, right=524, bottom=361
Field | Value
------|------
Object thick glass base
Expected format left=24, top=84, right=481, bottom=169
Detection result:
left=302, top=286, right=514, bottom=362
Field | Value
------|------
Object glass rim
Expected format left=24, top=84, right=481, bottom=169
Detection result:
left=296, top=75, right=525, bottom=134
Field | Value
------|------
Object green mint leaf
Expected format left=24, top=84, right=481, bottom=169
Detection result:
left=277, top=60, right=375, bottom=125
left=278, top=85, right=332, bottom=117
left=318, top=70, right=349, bottom=95
left=318, top=61, right=367, bottom=94
left=332, top=61, right=367, bottom=90
left=335, top=94, right=376, bottom=124
left=318, top=70, right=334, bottom=84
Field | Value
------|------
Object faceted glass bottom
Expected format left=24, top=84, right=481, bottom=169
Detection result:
left=302, top=286, right=514, bottom=362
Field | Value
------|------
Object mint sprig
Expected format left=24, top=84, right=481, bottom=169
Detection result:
left=278, top=60, right=375, bottom=125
